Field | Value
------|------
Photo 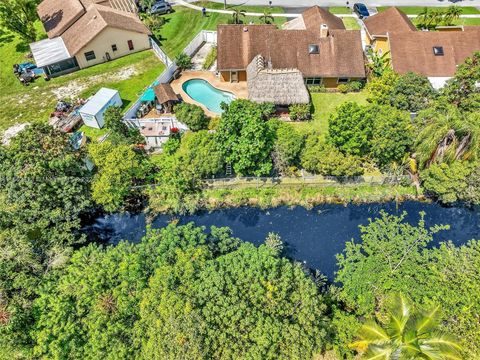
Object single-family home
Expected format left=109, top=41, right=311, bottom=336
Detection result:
left=30, top=0, right=151, bottom=77
left=364, top=7, right=480, bottom=88
left=216, top=6, right=366, bottom=104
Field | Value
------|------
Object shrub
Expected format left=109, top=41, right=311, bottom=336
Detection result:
left=337, top=84, right=349, bottom=94
left=175, top=53, right=193, bottom=70
left=202, top=46, right=217, bottom=70
left=174, top=103, right=209, bottom=131
left=289, top=103, right=311, bottom=121
left=347, top=81, right=364, bottom=92
left=308, top=85, right=327, bottom=93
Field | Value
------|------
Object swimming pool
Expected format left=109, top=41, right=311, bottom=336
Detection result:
left=182, top=79, right=235, bottom=114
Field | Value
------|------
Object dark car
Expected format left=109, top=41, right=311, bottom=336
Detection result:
left=353, top=3, right=370, bottom=19
left=149, top=2, right=172, bottom=14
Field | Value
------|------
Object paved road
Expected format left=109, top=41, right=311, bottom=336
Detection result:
left=178, top=0, right=480, bottom=17
left=196, top=0, right=480, bottom=7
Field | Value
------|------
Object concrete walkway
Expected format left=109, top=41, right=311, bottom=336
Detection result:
left=175, top=0, right=480, bottom=18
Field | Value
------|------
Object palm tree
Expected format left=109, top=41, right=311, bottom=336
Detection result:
left=443, top=6, right=462, bottom=26
left=231, top=9, right=246, bottom=24
left=350, top=294, right=462, bottom=360
left=417, top=7, right=430, bottom=28
left=414, top=105, right=480, bottom=168
left=260, top=10, right=274, bottom=24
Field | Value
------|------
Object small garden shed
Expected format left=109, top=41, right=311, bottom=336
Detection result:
left=79, top=88, right=122, bottom=129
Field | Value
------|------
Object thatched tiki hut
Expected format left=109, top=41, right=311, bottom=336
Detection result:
left=246, top=55, right=310, bottom=107
left=154, top=83, right=179, bottom=113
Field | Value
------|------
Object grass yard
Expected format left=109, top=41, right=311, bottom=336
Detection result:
left=328, top=6, right=352, bottom=14
left=342, top=17, right=361, bottom=30
left=377, top=6, right=480, bottom=14
left=155, top=3, right=286, bottom=58
left=294, top=92, right=368, bottom=135
left=0, top=25, right=164, bottom=131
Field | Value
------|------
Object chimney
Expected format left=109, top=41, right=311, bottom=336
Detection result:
left=320, top=24, right=329, bottom=38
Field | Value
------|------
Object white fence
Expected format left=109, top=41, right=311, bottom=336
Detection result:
left=123, top=31, right=218, bottom=121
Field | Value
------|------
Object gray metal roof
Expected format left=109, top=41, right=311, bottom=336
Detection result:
left=30, top=37, right=71, bottom=68
left=80, top=88, right=119, bottom=115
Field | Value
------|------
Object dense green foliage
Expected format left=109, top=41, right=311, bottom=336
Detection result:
left=215, top=100, right=275, bottom=176
left=89, top=142, right=152, bottom=211
left=0, top=0, right=39, bottom=42
left=288, top=103, right=311, bottom=121
left=328, top=103, right=413, bottom=166
left=272, top=122, right=305, bottom=175
left=175, top=53, right=193, bottom=70
left=104, top=106, right=144, bottom=145
left=336, top=212, right=480, bottom=358
left=174, top=102, right=209, bottom=132
left=30, top=224, right=330, bottom=359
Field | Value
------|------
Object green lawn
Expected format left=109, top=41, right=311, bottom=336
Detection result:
left=342, top=17, right=361, bottom=30
left=0, top=25, right=164, bottom=131
left=328, top=6, right=352, bottom=14
left=377, top=6, right=480, bottom=14
left=156, top=3, right=286, bottom=58
left=296, top=92, right=369, bottom=135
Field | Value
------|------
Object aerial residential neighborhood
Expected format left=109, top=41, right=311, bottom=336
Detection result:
left=0, top=0, right=480, bottom=358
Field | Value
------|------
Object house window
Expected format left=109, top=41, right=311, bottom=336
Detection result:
left=337, top=78, right=349, bottom=84
left=305, top=78, right=322, bottom=86
left=112, top=44, right=117, bottom=52
left=84, top=51, right=96, bottom=61
left=128, top=40, right=134, bottom=50
left=433, top=46, right=444, bottom=56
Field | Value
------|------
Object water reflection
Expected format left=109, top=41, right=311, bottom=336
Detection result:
left=82, top=202, right=480, bottom=280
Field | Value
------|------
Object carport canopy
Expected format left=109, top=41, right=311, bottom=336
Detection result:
left=30, top=37, right=72, bottom=68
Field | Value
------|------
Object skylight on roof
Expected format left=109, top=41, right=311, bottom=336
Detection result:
left=433, top=46, right=444, bottom=56
left=308, top=44, right=319, bottom=54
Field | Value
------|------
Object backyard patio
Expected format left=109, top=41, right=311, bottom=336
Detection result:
left=171, top=71, right=248, bottom=117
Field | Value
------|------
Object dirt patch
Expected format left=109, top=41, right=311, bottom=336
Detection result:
left=51, top=65, right=138, bottom=100
left=2, top=123, right=30, bottom=145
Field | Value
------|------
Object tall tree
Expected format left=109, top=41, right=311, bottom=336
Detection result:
left=231, top=9, right=246, bottom=24
left=103, top=106, right=144, bottom=145
left=215, top=100, right=275, bottom=176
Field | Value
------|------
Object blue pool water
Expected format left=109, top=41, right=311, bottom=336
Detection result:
left=182, top=79, right=235, bottom=113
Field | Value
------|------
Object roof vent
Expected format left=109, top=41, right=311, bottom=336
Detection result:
left=308, top=44, right=319, bottom=54
left=433, top=46, right=444, bottom=56
left=320, top=23, right=329, bottom=38
left=243, top=27, right=248, bottom=32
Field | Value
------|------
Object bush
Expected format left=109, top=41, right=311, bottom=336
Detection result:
left=337, top=84, right=349, bottom=94
left=289, top=103, right=311, bottom=121
left=174, top=103, right=209, bottom=131
left=308, top=85, right=327, bottom=93
left=175, top=53, right=193, bottom=70
left=347, top=81, right=364, bottom=92
left=202, top=46, right=217, bottom=70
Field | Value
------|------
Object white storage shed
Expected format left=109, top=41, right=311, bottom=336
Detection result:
left=79, top=88, right=122, bottom=129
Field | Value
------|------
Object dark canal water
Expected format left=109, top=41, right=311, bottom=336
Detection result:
left=83, top=201, right=480, bottom=280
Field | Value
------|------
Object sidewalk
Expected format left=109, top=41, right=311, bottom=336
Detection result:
left=174, top=1, right=480, bottom=19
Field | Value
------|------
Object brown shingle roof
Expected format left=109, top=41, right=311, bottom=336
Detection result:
left=62, top=4, right=150, bottom=55
left=301, top=6, right=345, bottom=30
left=389, top=28, right=480, bottom=77
left=217, top=24, right=365, bottom=78
left=38, top=0, right=86, bottom=38
left=364, top=7, right=416, bottom=37
left=154, top=84, right=178, bottom=104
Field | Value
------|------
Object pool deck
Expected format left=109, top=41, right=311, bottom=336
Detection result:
left=171, top=71, right=248, bottom=117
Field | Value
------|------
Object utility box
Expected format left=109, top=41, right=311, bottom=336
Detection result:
left=79, top=88, right=122, bottom=129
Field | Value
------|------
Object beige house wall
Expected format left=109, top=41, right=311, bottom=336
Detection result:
left=74, top=27, right=150, bottom=69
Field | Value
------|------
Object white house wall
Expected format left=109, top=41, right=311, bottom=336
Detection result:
left=75, top=27, right=150, bottom=69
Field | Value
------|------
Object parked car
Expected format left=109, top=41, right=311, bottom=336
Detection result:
left=149, top=2, right=172, bottom=14
left=353, top=3, right=370, bottom=19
